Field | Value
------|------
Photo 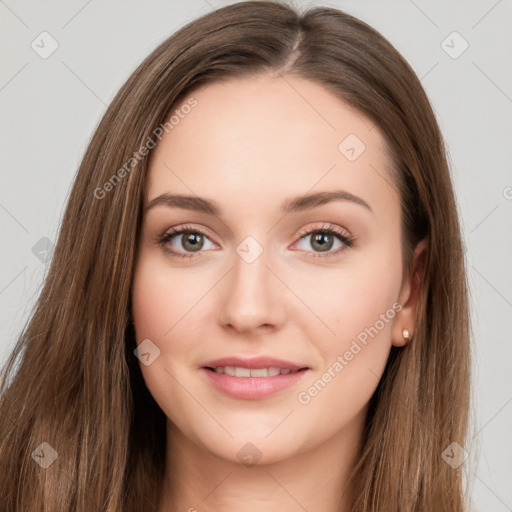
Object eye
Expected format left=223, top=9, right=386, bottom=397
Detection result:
left=157, top=223, right=355, bottom=260
left=291, top=223, right=355, bottom=258
left=157, top=224, right=217, bottom=259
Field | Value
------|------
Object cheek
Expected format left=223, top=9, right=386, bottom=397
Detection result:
left=297, top=249, right=402, bottom=347
left=131, top=256, right=204, bottom=414
left=294, top=247, right=402, bottom=416
left=131, top=254, right=205, bottom=341
left=132, top=285, right=167, bottom=343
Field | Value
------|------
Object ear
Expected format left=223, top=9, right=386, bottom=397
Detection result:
left=392, top=237, right=428, bottom=347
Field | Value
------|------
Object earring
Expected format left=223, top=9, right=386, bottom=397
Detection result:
left=402, top=328, right=411, bottom=341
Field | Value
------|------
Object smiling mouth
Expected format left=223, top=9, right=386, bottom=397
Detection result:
left=203, top=366, right=309, bottom=377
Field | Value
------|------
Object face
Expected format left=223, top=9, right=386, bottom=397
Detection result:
left=132, top=74, right=418, bottom=466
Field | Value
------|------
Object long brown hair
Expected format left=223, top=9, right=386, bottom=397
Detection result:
left=0, top=1, right=471, bottom=510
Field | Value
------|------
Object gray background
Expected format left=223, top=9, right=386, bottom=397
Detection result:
left=1, top=0, right=511, bottom=510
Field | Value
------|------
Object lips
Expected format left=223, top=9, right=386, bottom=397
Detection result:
left=201, top=356, right=309, bottom=371
left=200, top=356, right=311, bottom=400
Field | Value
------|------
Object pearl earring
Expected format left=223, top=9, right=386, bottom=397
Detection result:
left=402, top=328, right=411, bottom=341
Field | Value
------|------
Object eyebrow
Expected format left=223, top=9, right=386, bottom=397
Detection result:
left=145, top=189, right=372, bottom=215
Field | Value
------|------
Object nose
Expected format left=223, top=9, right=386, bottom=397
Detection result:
left=219, top=246, right=286, bottom=334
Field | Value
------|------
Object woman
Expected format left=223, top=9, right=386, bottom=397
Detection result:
left=0, top=1, right=471, bottom=510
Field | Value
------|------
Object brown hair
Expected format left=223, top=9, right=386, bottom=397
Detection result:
left=0, top=1, right=471, bottom=510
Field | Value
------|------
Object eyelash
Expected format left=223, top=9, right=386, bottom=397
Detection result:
left=157, top=223, right=356, bottom=260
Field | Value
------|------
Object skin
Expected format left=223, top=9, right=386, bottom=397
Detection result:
left=132, top=74, right=427, bottom=512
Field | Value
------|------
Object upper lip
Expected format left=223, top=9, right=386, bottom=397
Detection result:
left=202, top=356, right=309, bottom=371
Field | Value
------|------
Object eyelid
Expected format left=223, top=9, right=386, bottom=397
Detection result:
left=294, top=222, right=352, bottom=242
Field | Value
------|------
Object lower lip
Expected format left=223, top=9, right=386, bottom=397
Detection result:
left=200, top=368, right=310, bottom=400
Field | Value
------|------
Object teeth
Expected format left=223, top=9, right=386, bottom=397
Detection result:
left=213, top=366, right=299, bottom=377
left=235, top=367, right=250, bottom=377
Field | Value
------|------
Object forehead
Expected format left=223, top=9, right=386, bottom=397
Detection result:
left=146, top=74, right=398, bottom=219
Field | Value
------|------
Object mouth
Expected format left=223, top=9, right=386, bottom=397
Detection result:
left=201, top=355, right=310, bottom=373
left=199, top=358, right=311, bottom=400
left=203, top=366, right=309, bottom=377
